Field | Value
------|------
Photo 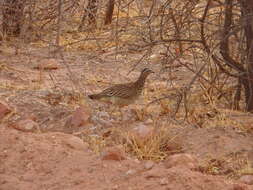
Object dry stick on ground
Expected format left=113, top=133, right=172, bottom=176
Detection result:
left=49, top=73, right=59, bottom=90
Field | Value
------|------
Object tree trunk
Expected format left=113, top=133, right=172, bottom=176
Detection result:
left=240, top=0, right=253, bottom=111
left=104, top=0, right=115, bottom=25
left=241, top=76, right=253, bottom=111
left=2, top=0, right=25, bottom=37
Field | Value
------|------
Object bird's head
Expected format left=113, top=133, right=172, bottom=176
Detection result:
left=141, top=68, right=154, bottom=76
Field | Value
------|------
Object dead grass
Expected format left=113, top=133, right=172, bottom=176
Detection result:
left=121, top=125, right=182, bottom=161
left=199, top=153, right=251, bottom=179
left=239, top=162, right=253, bottom=176
left=82, top=134, right=107, bottom=154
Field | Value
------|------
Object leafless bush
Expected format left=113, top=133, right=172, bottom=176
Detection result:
left=1, top=0, right=253, bottom=118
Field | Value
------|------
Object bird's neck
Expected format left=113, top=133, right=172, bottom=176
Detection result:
left=135, top=74, right=148, bottom=88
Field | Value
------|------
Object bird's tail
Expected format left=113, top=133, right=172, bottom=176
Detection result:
left=88, top=94, right=101, bottom=99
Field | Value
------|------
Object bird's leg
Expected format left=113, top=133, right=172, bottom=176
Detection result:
left=119, top=107, right=123, bottom=121
left=106, top=104, right=113, bottom=119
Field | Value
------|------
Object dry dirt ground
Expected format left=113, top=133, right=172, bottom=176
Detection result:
left=0, top=46, right=253, bottom=190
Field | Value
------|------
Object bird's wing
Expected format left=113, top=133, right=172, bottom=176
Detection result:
left=99, top=83, right=135, bottom=98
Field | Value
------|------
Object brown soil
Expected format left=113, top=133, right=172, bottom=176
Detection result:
left=0, top=126, right=251, bottom=190
left=0, top=47, right=253, bottom=190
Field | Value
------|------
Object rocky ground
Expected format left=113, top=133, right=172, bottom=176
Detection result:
left=1, top=125, right=252, bottom=190
left=0, top=46, right=253, bottom=190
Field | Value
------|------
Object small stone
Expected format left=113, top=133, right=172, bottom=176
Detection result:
left=97, top=111, right=110, bottom=119
left=101, top=146, right=126, bottom=161
left=129, top=123, right=154, bottom=142
left=133, top=159, right=141, bottom=164
left=112, top=185, right=119, bottom=190
left=144, top=118, right=153, bottom=124
left=11, top=119, right=39, bottom=132
left=0, top=102, right=11, bottom=120
left=122, top=109, right=137, bottom=121
left=164, top=153, right=199, bottom=170
left=22, top=114, right=37, bottom=121
left=159, top=177, right=169, bottom=185
left=144, top=160, right=155, bottom=170
left=63, top=136, right=88, bottom=151
left=144, top=165, right=168, bottom=178
left=239, top=175, right=253, bottom=185
left=125, top=169, right=137, bottom=176
left=90, top=115, right=113, bottom=127
left=65, top=106, right=91, bottom=128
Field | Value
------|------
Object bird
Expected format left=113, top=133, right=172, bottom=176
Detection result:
left=88, top=68, right=154, bottom=107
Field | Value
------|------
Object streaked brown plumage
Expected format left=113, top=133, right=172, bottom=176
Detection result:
left=88, top=68, right=154, bottom=107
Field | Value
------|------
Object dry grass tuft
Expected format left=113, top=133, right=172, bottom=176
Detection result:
left=83, top=135, right=107, bottom=154
left=120, top=126, right=182, bottom=161
left=239, top=166, right=253, bottom=175
left=199, top=153, right=250, bottom=179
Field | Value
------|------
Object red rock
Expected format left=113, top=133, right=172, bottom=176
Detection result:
left=0, top=102, right=11, bottom=120
left=34, top=58, right=59, bottom=70
left=66, top=105, right=91, bottom=128
left=62, top=136, right=88, bottom=151
left=159, top=177, right=169, bottom=185
left=129, top=123, right=154, bottom=142
left=165, top=167, right=250, bottom=190
left=144, top=160, right=155, bottom=170
left=11, top=119, right=39, bottom=132
left=164, top=153, right=199, bottom=170
left=232, top=184, right=249, bottom=190
left=101, top=146, right=126, bottom=161
left=125, top=169, right=137, bottom=176
left=22, top=114, right=37, bottom=121
left=144, top=165, right=168, bottom=178
left=239, top=175, right=253, bottom=185
left=144, top=118, right=153, bottom=125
